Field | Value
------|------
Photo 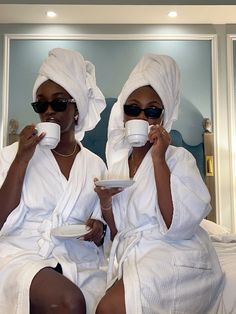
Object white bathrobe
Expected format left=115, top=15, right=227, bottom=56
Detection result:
left=0, top=142, right=108, bottom=314
left=107, top=146, right=225, bottom=314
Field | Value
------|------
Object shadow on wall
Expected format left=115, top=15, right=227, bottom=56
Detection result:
left=172, top=97, right=204, bottom=146
left=82, top=98, right=117, bottom=162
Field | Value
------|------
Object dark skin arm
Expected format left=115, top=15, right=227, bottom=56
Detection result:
left=0, top=125, right=44, bottom=228
left=94, top=178, right=120, bottom=241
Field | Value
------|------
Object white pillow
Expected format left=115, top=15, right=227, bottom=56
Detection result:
left=200, top=219, right=230, bottom=235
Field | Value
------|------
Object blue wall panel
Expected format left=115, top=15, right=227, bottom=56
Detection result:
left=9, top=38, right=212, bottom=145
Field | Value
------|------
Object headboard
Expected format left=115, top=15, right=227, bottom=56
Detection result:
left=7, top=98, right=214, bottom=221
left=82, top=98, right=205, bottom=178
left=82, top=98, right=117, bottom=163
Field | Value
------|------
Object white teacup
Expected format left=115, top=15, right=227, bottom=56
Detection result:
left=125, top=119, right=149, bottom=147
left=36, top=122, right=60, bottom=149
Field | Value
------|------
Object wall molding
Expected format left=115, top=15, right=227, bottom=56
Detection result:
left=227, top=34, right=236, bottom=232
left=1, top=32, right=221, bottom=226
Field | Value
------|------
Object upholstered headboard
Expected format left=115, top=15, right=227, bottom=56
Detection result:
left=82, top=98, right=205, bottom=178
left=82, top=98, right=116, bottom=162
left=7, top=98, right=214, bottom=220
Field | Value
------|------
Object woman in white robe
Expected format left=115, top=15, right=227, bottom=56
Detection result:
left=95, top=54, right=225, bottom=314
left=0, top=48, right=108, bottom=314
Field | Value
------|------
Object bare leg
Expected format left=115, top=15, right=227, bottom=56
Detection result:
left=30, top=267, right=86, bottom=314
left=95, top=279, right=126, bottom=314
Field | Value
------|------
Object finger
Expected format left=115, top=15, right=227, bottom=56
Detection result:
left=86, top=219, right=94, bottom=229
left=84, top=229, right=102, bottom=242
left=109, top=187, right=123, bottom=195
left=81, top=230, right=94, bottom=241
left=28, top=131, right=44, bottom=146
left=20, top=125, right=35, bottom=139
left=160, top=130, right=171, bottom=143
left=23, top=126, right=40, bottom=142
left=82, top=222, right=103, bottom=241
left=148, top=125, right=161, bottom=142
left=37, top=132, right=46, bottom=143
left=161, top=129, right=166, bottom=135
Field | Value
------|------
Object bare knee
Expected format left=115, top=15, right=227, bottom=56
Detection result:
left=96, top=296, right=111, bottom=314
left=30, top=267, right=86, bottom=314
left=96, top=279, right=125, bottom=314
left=96, top=295, right=122, bottom=314
left=56, top=289, right=86, bottom=313
left=31, top=290, right=86, bottom=314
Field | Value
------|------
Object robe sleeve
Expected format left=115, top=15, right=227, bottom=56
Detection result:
left=0, top=142, right=29, bottom=235
left=0, top=142, right=18, bottom=187
left=160, top=146, right=211, bottom=240
left=90, top=163, right=108, bottom=224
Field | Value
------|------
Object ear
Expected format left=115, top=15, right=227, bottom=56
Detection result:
left=74, top=108, right=79, bottom=125
left=74, top=114, right=79, bottom=124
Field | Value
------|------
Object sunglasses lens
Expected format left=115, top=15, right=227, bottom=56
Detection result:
left=124, top=105, right=141, bottom=117
left=31, top=99, right=69, bottom=114
left=31, top=101, right=48, bottom=113
left=51, top=99, right=68, bottom=112
left=145, top=107, right=163, bottom=118
left=124, top=104, right=163, bottom=119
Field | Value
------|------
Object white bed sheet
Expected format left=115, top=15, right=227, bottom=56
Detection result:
left=212, top=237, right=236, bottom=314
left=201, top=220, right=236, bottom=314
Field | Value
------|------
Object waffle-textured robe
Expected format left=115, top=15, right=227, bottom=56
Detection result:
left=0, top=142, right=108, bottom=314
left=107, top=146, right=225, bottom=314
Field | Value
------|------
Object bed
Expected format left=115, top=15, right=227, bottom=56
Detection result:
left=82, top=97, right=236, bottom=314
left=200, top=219, right=236, bottom=313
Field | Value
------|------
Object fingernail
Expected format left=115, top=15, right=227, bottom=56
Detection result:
left=32, top=129, right=38, bottom=136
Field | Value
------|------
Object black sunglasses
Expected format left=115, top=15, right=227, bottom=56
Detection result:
left=124, top=104, right=164, bottom=119
left=31, top=98, right=76, bottom=114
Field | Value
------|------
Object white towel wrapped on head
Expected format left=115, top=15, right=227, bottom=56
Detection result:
left=33, top=48, right=106, bottom=140
left=106, top=54, right=181, bottom=175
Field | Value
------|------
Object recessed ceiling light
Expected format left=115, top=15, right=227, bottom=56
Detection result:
left=168, top=11, right=177, bottom=18
left=46, top=11, right=57, bottom=18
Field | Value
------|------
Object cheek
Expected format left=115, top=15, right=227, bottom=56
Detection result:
left=148, top=118, right=163, bottom=126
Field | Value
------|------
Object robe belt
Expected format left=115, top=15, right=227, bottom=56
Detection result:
left=36, top=214, right=62, bottom=258
left=107, top=223, right=158, bottom=284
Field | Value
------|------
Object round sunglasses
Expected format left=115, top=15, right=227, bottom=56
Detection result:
left=31, top=98, right=76, bottom=114
left=124, top=104, right=164, bottom=119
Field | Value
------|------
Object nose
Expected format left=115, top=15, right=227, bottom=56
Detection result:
left=137, top=110, right=147, bottom=121
left=41, top=103, right=56, bottom=121
left=45, top=104, right=55, bottom=114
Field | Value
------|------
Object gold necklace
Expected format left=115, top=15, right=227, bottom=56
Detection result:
left=52, top=142, right=77, bottom=158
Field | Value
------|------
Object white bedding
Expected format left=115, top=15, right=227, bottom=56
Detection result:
left=201, top=220, right=236, bottom=314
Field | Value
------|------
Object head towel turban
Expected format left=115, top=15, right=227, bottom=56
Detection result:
left=106, top=54, right=181, bottom=177
left=32, top=48, right=106, bottom=141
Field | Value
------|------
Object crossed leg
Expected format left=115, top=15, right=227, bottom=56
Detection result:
left=95, top=279, right=126, bottom=314
left=30, top=266, right=86, bottom=314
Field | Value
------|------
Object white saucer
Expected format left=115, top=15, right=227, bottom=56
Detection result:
left=95, top=179, right=135, bottom=189
left=51, top=225, right=89, bottom=239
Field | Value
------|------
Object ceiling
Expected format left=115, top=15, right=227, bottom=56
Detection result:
left=0, top=0, right=235, bottom=3
left=0, top=2, right=235, bottom=24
